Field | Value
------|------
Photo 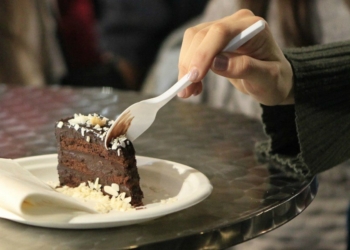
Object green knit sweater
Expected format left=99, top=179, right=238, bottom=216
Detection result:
left=255, top=40, right=350, bottom=177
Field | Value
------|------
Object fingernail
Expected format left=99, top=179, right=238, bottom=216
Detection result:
left=213, top=54, right=229, bottom=71
left=188, top=67, right=199, bottom=82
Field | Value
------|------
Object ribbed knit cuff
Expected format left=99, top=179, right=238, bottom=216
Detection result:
left=284, top=41, right=350, bottom=175
left=255, top=105, right=310, bottom=177
left=256, top=41, right=350, bottom=177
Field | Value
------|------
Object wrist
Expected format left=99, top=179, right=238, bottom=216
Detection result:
left=280, top=60, right=295, bottom=105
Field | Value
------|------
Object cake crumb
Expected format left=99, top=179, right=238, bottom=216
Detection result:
left=55, top=179, right=135, bottom=213
left=160, top=197, right=178, bottom=204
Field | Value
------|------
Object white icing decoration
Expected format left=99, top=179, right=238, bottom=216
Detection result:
left=104, top=185, right=119, bottom=197
left=57, top=121, right=63, bottom=128
left=81, top=127, right=85, bottom=136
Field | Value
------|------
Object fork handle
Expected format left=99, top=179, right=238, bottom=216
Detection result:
left=222, top=20, right=265, bottom=52
left=151, top=20, right=266, bottom=107
left=151, top=73, right=192, bottom=106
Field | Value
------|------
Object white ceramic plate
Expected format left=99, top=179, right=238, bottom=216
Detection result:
left=1, top=154, right=212, bottom=229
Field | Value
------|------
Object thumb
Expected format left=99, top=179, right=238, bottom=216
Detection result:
left=212, top=52, right=275, bottom=81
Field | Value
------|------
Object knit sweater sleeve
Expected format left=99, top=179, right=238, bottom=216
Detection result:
left=256, top=40, right=350, bottom=177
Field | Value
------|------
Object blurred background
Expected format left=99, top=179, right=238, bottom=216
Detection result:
left=0, top=0, right=209, bottom=90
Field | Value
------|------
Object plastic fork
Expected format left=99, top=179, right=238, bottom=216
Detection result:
left=104, top=20, right=266, bottom=147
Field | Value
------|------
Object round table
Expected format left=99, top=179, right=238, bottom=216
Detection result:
left=0, top=85, right=317, bottom=249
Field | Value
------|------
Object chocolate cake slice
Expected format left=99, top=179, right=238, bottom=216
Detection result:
left=55, top=113, right=143, bottom=207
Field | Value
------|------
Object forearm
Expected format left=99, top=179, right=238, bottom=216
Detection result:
left=257, top=40, right=350, bottom=177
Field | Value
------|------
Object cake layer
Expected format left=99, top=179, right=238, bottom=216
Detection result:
left=59, top=150, right=137, bottom=176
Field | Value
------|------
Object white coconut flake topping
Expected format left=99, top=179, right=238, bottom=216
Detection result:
left=57, top=121, right=64, bottom=128
left=55, top=178, right=134, bottom=213
left=104, top=184, right=120, bottom=197
left=60, top=113, right=114, bottom=141
left=110, top=135, right=128, bottom=151
left=68, top=113, right=89, bottom=125
left=67, top=114, right=107, bottom=127
left=111, top=142, right=118, bottom=150
left=111, top=183, right=119, bottom=192
left=58, top=114, right=131, bottom=147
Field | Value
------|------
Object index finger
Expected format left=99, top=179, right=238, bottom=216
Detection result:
left=187, top=15, right=263, bottom=82
left=178, top=22, right=212, bottom=79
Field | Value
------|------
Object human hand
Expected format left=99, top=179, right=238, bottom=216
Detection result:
left=177, top=9, right=294, bottom=105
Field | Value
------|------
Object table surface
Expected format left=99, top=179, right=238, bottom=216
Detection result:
left=0, top=85, right=317, bottom=250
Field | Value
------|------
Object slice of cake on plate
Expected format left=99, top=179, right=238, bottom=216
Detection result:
left=55, top=113, right=143, bottom=207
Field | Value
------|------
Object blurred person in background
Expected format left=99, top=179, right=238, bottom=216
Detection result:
left=96, top=0, right=209, bottom=90
left=57, top=0, right=107, bottom=88
left=58, top=0, right=209, bottom=90
left=0, top=0, right=208, bottom=89
left=0, top=0, right=65, bottom=86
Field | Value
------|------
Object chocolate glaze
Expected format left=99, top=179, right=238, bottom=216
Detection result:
left=55, top=115, right=143, bottom=207
left=107, top=111, right=134, bottom=145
